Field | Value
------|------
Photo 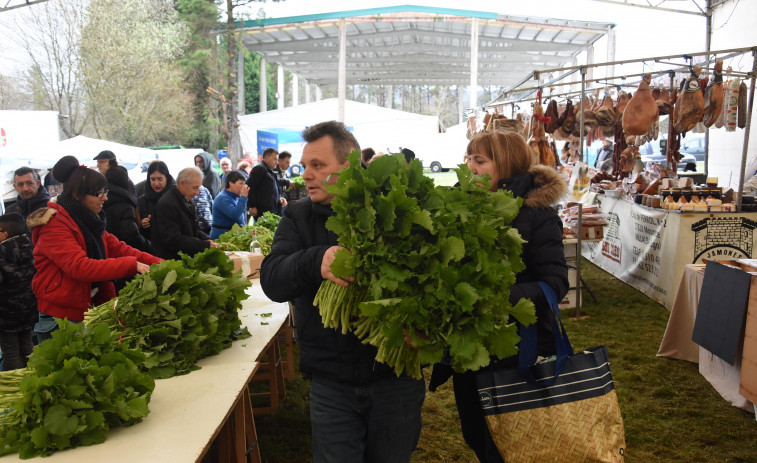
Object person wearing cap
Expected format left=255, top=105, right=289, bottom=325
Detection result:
left=94, top=150, right=137, bottom=195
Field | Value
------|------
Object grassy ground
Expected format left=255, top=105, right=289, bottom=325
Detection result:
left=252, top=259, right=757, bottom=462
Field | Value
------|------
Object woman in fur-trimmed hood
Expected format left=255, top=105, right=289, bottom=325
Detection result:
left=436, top=130, right=570, bottom=463
left=27, top=156, right=161, bottom=323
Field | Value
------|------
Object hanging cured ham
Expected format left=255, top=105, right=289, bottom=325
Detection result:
left=622, top=73, right=659, bottom=135
left=656, top=88, right=673, bottom=116
left=544, top=100, right=560, bottom=133
left=702, top=60, right=724, bottom=128
left=673, top=65, right=705, bottom=134
left=528, top=98, right=556, bottom=168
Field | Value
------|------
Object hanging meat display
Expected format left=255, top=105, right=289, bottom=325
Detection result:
left=622, top=73, right=660, bottom=135
left=673, top=65, right=705, bottom=133
left=656, top=88, right=673, bottom=116
left=544, top=99, right=560, bottom=133
left=702, top=60, right=725, bottom=128
left=528, top=95, right=557, bottom=168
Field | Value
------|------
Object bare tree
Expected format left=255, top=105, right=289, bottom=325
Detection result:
left=0, top=0, right=89, bottom=137
left=80, top=0, right=193, bottom=146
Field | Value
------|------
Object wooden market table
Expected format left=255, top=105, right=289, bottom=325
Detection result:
left=0, top=281, right=292, bottom=462
left=657, top=264, right=754, bottom=413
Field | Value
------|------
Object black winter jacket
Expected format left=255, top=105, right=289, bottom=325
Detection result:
left=246, top=164, right=281, bottom=218
left=6, top=187, right=51, bottom=218
left=501, top=165, right=570, bottom=358
left=104, top=185, right=151, bottom=252
left=151, top=187, right=210, bottom=260
left=0, top=234, right=38, bottom=331
left=136, top=183, right=175, bottom=241
left=260, top=198, right=396, bottom=385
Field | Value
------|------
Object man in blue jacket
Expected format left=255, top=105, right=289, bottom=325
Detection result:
left=260, top=121, right=425, bottom=463
left=210, top=171, right=249, bottom=239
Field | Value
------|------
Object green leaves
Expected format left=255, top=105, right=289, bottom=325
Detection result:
left=319, top=153, right=536, bottom=377
left=85, top=248, right=252, bottom=379
left=0, top=321, right=154, bottom=458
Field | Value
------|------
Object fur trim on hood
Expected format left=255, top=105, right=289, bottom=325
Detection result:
left=524, top=165, right=568, bottom=209
left=27, top=207, right=58, bottom=230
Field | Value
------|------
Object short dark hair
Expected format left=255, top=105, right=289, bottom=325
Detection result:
left=401, top=148, right=416, bottom=164
left=0, top=212, right=29, bottom=238
left=105, top=165, right=130, bottom=191
left=14, top=167, right=40, bottom=181
left=262, top=148, right=278, bottom=158
left=53, top=155, right=107, bottom=200
left=361, top=148, right=376, bottom=163
left=278, top=151, right=292, bottom=160
left=301, top=121, right=360, bottom=163
left=224, top=170, right=246, bottom=188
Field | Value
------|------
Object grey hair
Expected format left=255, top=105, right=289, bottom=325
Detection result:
left=177, top=166, right=202, bottom=184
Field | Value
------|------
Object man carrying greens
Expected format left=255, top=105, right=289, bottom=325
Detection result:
left=260, top=121, right=425, bottom=463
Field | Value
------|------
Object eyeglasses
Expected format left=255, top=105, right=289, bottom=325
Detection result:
left=89, top=189, right=108, bottom=198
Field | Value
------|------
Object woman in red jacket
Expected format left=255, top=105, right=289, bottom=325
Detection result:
left=27, top=156, right=161, bottom=326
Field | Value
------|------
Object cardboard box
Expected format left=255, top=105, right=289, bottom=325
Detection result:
left=571, top=224, right=604, bottom=240
left=226, top=251, right=265, bottom=279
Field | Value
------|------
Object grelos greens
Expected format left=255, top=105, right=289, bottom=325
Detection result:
left=316, top=152, right=535, bottom=378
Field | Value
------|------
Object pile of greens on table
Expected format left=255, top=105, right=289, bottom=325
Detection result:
left=84, top=248, right=251, bottom=379
left=315, top=152, right=535, bottom=378
left=216, top=224, right=274, bottom=254
left=0, top=322, right=154, bottom=458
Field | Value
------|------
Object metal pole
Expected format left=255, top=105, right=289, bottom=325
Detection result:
left=576, top=203, right=583, bottom=317
left=704, top=0, right=712, bottom=176
left=736, top=50, right=757, bottom=212
left=259, top=56, right=267, bottom=113
left=338, top=18, right=346, bottom=122
left=469, top=18, right=479, bottom=109
left=277, top=65, right=284, bottom=109
left=579, top=66, right=586, bottom=163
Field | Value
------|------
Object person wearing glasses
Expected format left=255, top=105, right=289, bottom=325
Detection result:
left=26, top=156, right=161, bottom=331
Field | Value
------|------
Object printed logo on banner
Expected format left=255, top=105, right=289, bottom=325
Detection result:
left=691, top=217, right=757, bottom=263
left=601, top=212, right=622, bottom=264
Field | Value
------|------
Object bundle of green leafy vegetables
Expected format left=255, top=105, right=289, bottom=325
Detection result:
left=0, top=321, right=154, bottom=458
left=84, top=248, right=251, bottom=379
left=292, top=176, right=306, bottom=188
left=255, top=211, right=282, bottom=233
left=316, top=152, right=535, bottom=378
left=216, top=224, right=273, bottom=254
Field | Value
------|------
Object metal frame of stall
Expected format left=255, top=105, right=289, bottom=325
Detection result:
left=486, top=46, right=756, bottom=316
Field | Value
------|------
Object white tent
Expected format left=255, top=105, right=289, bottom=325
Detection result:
left=56, top=136, right=157, bottom=185
left=239, top=98, right=441, bottom=164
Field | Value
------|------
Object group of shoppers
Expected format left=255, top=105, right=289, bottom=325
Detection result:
left=1, top=126, right=568, bottom=463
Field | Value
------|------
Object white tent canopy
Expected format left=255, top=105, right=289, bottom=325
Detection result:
left=56, top=136, right=157, bottom=185
left=238, top=98, right=441, bottom=164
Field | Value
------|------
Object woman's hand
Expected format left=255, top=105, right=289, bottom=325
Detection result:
left=141, top=215, right=151, bottom=229
left=136, top=262, right=150, bottom=274
left=321, top=246, right=354, bottom=287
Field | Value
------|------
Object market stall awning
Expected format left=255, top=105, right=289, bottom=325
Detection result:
left=236, top=5, right=615, bottom=88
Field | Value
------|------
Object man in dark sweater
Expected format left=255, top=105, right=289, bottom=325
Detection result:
left=246, top=148, right=286, bottom=219
left=151, top=167, right=219, bottom=260
left=6, top=167, right=50, bottom=218
left=260, top=121, right=425, bottom=463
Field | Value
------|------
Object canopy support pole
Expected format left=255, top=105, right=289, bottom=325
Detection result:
left=469, top=18, right=479, bottom=109
left=737, top=50, right=757, bottom=212
left=338, top=18, right=346, bottom=122
left=259, top=56, right=267, bottom=113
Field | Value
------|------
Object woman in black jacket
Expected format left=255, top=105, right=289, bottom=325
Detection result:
left=136, top=161, right=174, bottom=241
left=104, top=167, right=151, bottom=253
left=450, top=130, right=569, bottom=463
